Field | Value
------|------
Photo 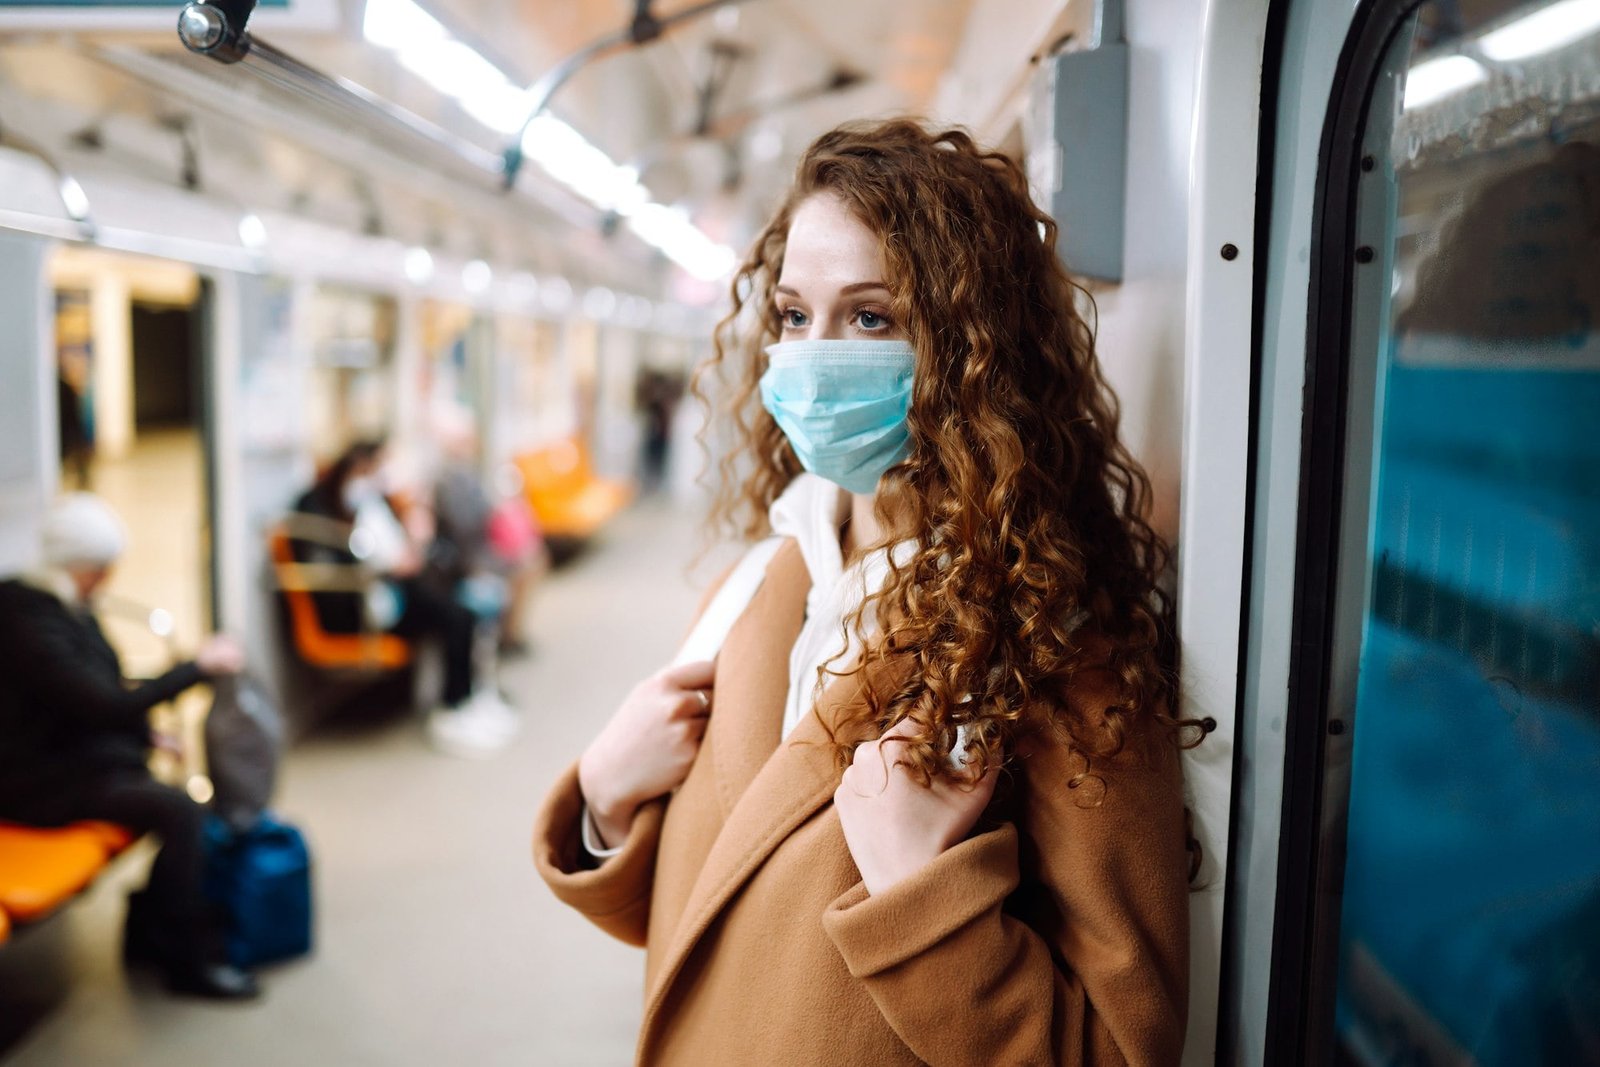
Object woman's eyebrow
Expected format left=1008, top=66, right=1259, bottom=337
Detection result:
left=774, top=282, right=888, bottom=297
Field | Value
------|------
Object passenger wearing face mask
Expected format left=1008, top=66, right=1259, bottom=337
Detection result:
left=534, top=121, right=1195, bottom=1066
left=292, top=440, right=515, bottom=757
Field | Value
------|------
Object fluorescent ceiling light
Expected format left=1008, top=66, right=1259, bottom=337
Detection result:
left=238, top=213, right=267, bottom=249
left=58, top=176, right=91, bottom=221
left=583, top=287, right=618, bottom=320
left=540, top=276, right=574, bottom=312
left=363, top=0, right=446, bottom=51
left=462, top=258, right=493, bottom=293
left=366, top=0, right=734, bottom=281
left=403, top=245, right=434, bottom=284
left=1402, top=54, right=1487, bottom=110
left=397, top=40, right=505, bottom=102
left=627, top=202, right=738, bottom=281
left=519, top=116, right=650, bottom=215
left=1479, top=0, right=1600, bottom=61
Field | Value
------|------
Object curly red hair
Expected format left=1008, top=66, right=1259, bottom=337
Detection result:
left=696, top=118, right=1189, bottom=801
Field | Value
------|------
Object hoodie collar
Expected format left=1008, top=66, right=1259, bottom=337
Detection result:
left=18, top=567, right=83, bottom=607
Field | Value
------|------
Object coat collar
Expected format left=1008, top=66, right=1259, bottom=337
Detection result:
left=18, top=568, right=85, bottom=609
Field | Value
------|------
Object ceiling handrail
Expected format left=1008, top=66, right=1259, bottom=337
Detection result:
left=176, top=0, right=507, bottom=184
left=498, top=0, right=765, bottom=191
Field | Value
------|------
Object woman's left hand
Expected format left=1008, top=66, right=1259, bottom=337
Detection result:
left=834, top=718, right=999, bottom=896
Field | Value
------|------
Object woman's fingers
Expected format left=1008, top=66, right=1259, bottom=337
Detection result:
left=663, top=659, right=714, bottom=721
left=844, top=739, right=890, bottom=795
left=666, top=686, right=712, bottom=721
left=664, top=658, right=716, bottom=691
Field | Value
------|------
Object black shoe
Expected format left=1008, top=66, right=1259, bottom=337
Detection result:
left=122, top=891, right=175, bottom=969
left=164, top=962, right=261, bottom=1001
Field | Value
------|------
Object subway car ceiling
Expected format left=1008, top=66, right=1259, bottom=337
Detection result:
left=0, top=0, right=986, bottom=307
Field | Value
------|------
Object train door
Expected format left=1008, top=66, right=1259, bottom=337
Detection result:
left=419, top=299, right=494, bottom=469
left=1236, top=0, right=1600, bottom=1062
left=593, top=318, right=643, bottom=484
left=496, top=313, right=565, bottom=459
left=47, top=245, right=216, bottom=790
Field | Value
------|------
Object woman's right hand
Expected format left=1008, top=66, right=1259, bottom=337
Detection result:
left=577, top=659, right=716, bottom=849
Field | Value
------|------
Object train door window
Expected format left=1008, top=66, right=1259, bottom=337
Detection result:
left=307, top=286, right=398, bottom=453
left=500, top=315, right=566, bottom=453
left=1278, top=0, right=1600, bottom=1062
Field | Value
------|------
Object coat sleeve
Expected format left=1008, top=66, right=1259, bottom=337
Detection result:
left=532, top=762, right=667, bottom=947
left=530, top=555, right=746, bottom=946
left=12, top=607, right=203, bottom=731
left=820, top=680, right=1191, bottom=1067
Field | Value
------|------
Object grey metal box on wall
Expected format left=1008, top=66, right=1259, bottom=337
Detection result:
left=1028, top=43, right=1130, bottom=283
left=0, top=231, right=55, bottom=575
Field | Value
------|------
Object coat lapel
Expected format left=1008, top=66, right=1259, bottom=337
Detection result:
left=705, top=540, right=808, bottom=816
left=640, top=650, right=907, bottom=1044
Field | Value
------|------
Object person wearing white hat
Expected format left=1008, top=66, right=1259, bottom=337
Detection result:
left=0, top=493, right=258, bottom=999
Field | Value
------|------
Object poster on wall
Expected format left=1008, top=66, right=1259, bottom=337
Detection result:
left=0, top=0, right=339, bottom=31
left=239, top=277, right=304, bottom=455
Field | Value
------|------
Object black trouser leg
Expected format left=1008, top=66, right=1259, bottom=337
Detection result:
left=72, top=773, right=212, bottom=966
left=392, top=579, right=476, bottom=707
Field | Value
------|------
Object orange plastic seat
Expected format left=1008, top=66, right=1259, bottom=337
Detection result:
left=515, top=438, right=632, bottom=541
left=268, top=526, right=412, bottom=671
left=0, top=824, right=112, bottom=923
left=74, top=821, right=136, bottom=855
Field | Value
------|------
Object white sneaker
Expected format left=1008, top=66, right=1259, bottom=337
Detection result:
left=464, top=690, right=522, bottom=741
left=426, top=703, right=514, bottom=759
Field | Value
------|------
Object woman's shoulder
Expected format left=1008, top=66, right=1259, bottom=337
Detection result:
left=1009, top=631, right=1183, bottom=801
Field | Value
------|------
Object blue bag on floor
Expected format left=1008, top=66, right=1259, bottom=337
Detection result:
left=202, top=812, right=313, bottom=968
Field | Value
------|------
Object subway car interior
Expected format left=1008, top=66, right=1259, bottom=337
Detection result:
left=0, top=0, right=1595, bottom=1063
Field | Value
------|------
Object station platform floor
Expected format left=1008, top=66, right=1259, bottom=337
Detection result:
left=0, top=494, right=727, bottom=1066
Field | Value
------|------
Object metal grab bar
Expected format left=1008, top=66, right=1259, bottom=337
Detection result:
left=177, top=0, right=507, bottom=184
left=498, top=0, right=764, bottom=189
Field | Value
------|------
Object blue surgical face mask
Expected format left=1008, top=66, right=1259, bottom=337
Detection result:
left=758, top=339, right=915, bottom=495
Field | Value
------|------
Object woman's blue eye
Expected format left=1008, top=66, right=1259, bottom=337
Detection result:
left=782, top=308, right=807, bottom=328
left=857, top=310, right=887, bottom=330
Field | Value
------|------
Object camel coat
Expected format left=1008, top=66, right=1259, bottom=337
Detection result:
left=533, top=540, right=1190, bottom=1066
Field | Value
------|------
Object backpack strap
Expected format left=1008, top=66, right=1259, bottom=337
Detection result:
left=671, top=536, right=786, bottom=667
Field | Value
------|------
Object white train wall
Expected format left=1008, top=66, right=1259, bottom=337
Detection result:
left=0, top=1, right=1285, bottom=1061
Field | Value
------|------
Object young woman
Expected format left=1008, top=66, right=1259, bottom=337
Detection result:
left=534, top=119, right=1195, bottom=1065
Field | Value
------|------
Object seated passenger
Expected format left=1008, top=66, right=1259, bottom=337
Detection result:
left=291, top=439, right=517, bottom=757
left=0, top=493, right=258, bottom=999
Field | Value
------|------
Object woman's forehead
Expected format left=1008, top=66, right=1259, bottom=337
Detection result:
left=778, top=193, right=887, bottom=293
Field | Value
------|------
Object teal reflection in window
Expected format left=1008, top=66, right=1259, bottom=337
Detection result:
left=1334, top=3, right=1600, bottom=1064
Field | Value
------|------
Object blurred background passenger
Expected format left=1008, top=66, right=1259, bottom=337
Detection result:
left=0, top=493, right=256, bottom=999
left=292, top=439, right=517, bottom=757
left=633, top=368, right=686, bottom=493
left=428, top=410, right=548, bottom=658
left=56, top=352, right=92, bottom=490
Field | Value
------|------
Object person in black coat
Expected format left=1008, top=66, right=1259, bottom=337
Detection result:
left=0, top=494, right=258, bottom=999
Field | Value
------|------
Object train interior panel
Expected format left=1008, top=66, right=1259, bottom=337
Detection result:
left=0, top=0, right=1594, bottom=1063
